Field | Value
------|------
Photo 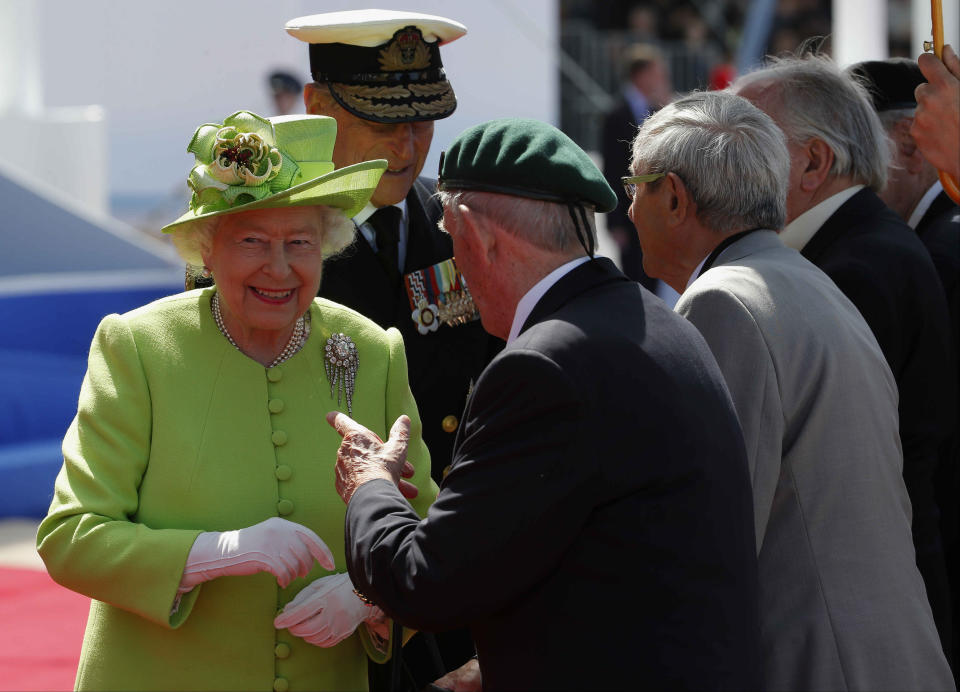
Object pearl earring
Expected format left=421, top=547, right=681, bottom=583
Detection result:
left=201, top=267, right=212, bottom=278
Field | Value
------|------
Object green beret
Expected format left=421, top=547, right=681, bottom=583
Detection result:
left=438, top=118, right=618, bottom=213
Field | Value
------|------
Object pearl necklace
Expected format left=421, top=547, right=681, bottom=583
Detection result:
left=211, top=291, right=309, bottom=368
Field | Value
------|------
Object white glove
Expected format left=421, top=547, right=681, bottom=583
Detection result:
left=273, top=572, right=383, bottom=647
left=179, top=517, right=335, bottom=592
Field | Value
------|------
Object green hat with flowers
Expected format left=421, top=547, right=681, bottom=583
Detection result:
left=161, top=110, right=386, bottom=233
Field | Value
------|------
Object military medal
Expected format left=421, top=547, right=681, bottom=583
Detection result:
left=404, top=258, right=479, bottom=334
left=324, top=333, right=359, bottom=414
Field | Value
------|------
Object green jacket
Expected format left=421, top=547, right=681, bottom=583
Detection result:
left=37, top=288, right=438, bottom=691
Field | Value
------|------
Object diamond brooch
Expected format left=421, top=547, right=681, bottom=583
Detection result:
left=325, top=333, right=359, bottom=414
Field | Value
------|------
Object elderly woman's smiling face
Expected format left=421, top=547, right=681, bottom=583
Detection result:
left=202, top=206, right=325, bottom=337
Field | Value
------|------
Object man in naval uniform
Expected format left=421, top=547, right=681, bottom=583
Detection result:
left=285, top=9, right=501, bottom=691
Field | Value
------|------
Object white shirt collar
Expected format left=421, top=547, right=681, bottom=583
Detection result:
left=684, top=254, right=710, bottom=292
left=353, top=199, right=408, bottom=228
left=507, top=256, right=590, bottom=345
left=907, top=180, right=943, bottom=229
left=780, top=185, right=864, bottom=251
left=352, top=199, right=409, bottom=269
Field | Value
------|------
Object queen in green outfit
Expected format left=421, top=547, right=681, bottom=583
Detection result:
left=37, top=111, right=437, bottom=691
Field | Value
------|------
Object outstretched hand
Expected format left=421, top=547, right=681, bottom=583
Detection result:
left=327, top=412, right=419, bottom=504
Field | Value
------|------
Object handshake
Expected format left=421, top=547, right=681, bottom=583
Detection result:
left=179, top=516, right=383, bottom=647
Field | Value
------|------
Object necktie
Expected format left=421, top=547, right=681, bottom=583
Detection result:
left=368, top=206, right=402, bottom=287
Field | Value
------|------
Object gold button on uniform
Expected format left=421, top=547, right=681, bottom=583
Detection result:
left=274, top=642, right=291, bottom=659
left=272, top=430, right=288, bottom=446
left=273, top=677, right=289, bottom=692
left=441, top=415, right=458, bottom=433
left=277, top=499, right=294, bottom=515
left=268, top=399, right=285, bottom=414
left=267, top=368, right=283, bottom=383
left=275, top=465, right=292, bottom=481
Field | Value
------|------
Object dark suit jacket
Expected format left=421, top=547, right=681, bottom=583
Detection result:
left=801, top=188, right=957, bottom=650
left=916, top=190, right=960, bottom=669
left=917, top=190, right=960, bottom=359
left=600, top=97, right=656, bottom=289
left=346, top=258, right=762, bottom=691
left=319, top=177, right=502, bottom=484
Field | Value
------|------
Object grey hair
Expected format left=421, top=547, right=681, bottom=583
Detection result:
left=169, top=205, right=356, bottom=278
left=437, top=190, right=597, bottom=254
left=630, top=90, right=789, bottom=232
left=735, top=53, right=890, bottom=190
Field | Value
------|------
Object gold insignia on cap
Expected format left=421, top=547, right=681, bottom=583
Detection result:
left=413, top=92, right=457, bottom=116
left=337, top=84, right=410, bottom=100
left=332, top=85, right=417, bottom=119
left=379, top=26, right=432, bottom=71
left=408, top=83, right=449, bottom=97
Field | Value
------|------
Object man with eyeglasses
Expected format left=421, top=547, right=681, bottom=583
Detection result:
left=627, top=89, right=953, bottom=690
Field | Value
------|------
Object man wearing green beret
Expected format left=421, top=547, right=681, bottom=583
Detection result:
left=285, top=10, right=501, bottom=689
left=327, top=118, right=763, bottom=689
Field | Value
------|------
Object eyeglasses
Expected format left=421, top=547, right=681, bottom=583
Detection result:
left=621, top=172, right=667, bottom=199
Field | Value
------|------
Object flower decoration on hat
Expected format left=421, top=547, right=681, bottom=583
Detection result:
left=185, top=111, right=299, bottom=215
left=210, top=130, right=280, bottom=186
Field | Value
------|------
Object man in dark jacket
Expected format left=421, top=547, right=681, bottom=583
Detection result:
left=286, top=9, right=502, bottom=689
left=851, top=57, right=959, bottom=678
left=330, top=118, right=762, bottom=691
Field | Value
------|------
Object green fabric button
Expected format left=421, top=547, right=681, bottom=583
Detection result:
left=269, top=399, right=285, bottom=414
left=267, top=368, right=283, bottom=383
left=273, top=677, right=289, bottom=692
left=277, top=499, right=294, bottom=515
left=274, top=642, right=291, bottom=659
left=272, top=430, right=288, bottom=446
left=275, top=465, right=292, bottom=481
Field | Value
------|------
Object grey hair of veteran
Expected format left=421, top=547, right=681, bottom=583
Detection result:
left=437, top=190, right=597, bottom=254
left=170, top=205, right=356, bottom=277
left=735, top=53, right=890, bottom=191
left=630, top=90, right=790, bottom=233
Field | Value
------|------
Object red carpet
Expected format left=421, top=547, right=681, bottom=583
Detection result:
left=0, top=567, right=87, bottom=691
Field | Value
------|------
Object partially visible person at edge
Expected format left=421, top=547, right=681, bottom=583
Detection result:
left=36, top=110, right=436, bottom=691
left=627, top=89, right=954, bottom=691
left=285, top=9, right=502, bottom=690
left=914, top=44, right=960, bottom=181
left=851, top=62, right=960, bottom=679
left=600, top=43, right=675, bottom=301
left=329, top=118, right=763, bottom=691
left=734, top=54, right=957, bottom=664
left=268, top=70, right=303, bottom=116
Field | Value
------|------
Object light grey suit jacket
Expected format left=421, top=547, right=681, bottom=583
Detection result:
left=677, top=230, right=953, bottom=691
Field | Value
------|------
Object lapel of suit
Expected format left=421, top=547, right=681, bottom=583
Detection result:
left=520, top=257, right=629, bottom=336
left=917, top=191, right=957, bottom=239
left=801, top=188, right=884, bottom=264
left=403, top=178, right=451, bottom=274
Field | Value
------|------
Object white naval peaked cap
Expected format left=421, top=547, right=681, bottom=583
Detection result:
left=285, top=8, right=466, bottom=124
left=285, top=9, right=467, bottom=47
